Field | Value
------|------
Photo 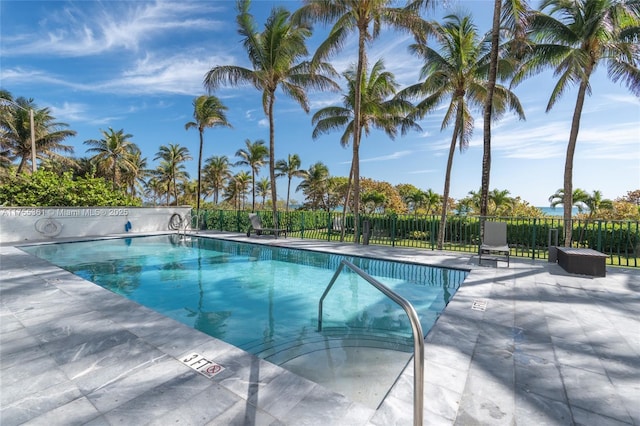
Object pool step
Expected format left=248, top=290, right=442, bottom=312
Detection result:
left=241, top=328, right=413, bottom=366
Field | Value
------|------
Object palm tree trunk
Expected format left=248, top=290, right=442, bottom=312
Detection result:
left=251, top=170, right=256, bottom=212
left=286, top=177, right=292, bottom=216
left=173, top=177, right=178, bottom=206
left=438, top=110, right=461, bottom=250
left=563, top=79, right=589, bottom=246
left=268, top=93, right=279, bottom=232
left=16, top=157, right=27, bottom=175
left=197, top=130, right=204, bottom=211
left=341, top=161, right=355, bottom=242
left=352, top=27, right=367, bottom=244
left=481, top=0, right=501, bottom=224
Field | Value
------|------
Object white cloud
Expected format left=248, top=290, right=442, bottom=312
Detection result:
left=3, top=1, right=228, bottom=57
left=408, top=169, right=437, bottom=174
left=3, top=52, right=235, bottom=97
left=258, top=118, right=269, bottom=128
left=603, top=94, right=640, bottom=106
left=361, top=150, right=413, bottom=163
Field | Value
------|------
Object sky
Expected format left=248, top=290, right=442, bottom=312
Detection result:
left=1, top=0, right=639, bottom=207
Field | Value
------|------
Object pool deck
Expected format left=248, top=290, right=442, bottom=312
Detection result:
left=1, top=232, right=638, bottom=425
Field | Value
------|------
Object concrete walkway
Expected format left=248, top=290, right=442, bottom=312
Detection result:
left=1, top=232, right=638, bottom=425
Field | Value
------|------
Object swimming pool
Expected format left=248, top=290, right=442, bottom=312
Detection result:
left=22, top=235, right=468, bottom=407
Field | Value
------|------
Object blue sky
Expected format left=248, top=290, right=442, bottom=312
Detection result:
left=2, top=0, right=638, bottom=206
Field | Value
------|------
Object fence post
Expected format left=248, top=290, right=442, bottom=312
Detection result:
left=301, top=212, right=305, bottom=239
left=328, top=212, right=332, bottom=242
left=392, top=214, right=396, bottom=247
left=531, top=218, right=537, bottom=260
left=597, top=220, right=603, bottom=252
left=430, top=217, right=435, bottom=250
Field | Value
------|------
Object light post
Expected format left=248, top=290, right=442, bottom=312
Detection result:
left=1, top=99, right=37, bottom=173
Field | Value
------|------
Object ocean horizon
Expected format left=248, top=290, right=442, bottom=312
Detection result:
left=537, top=206, right=582, bottom=216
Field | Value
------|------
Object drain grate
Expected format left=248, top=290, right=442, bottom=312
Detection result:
left=471, top=299, right=487, bottom=311
left=180, top=352, right=225, bottom=378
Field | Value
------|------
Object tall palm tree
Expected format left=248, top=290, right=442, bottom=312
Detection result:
left=275, top=153, right=306, bottom=216
left=517, top=0, right=640, bottom=245
left=401, top=14, right=525, bottom=249
left=204, top=0, right=337, bottom=230
left=154, top=143, right=192, bottom=206
left=185, top=95, right=232, bottom=211
left=480, top=0, right=532, bottom=219
left=234, top=139, right=269, bottom=212
left=1, top=97, right=76, bottom=174
left=202, top=155, right=232, bottom=204
left=84, top=128, right=139, bottom=186
left=312, top=59, right=420, bottom=240
left=295, top=0, right=432, bottom=242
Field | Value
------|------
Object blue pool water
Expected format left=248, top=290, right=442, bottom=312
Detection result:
left=22, top=235, right=467, bottom=362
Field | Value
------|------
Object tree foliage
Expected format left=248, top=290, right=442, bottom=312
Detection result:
left=0, top=170, right=141, bottom=207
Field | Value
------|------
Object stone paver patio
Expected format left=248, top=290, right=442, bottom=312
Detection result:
left=1, top=232, right=638, bottom=425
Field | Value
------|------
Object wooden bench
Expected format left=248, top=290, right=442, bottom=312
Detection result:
left=556, top=247, right=607, bottom=277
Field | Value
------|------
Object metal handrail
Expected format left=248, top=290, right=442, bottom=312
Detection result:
left=318, top=259, right=424, bottom=426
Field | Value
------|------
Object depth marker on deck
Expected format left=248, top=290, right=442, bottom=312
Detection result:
left=471, top=300, right=487, bottom=311
left=180, top=352, right=224, bottom=378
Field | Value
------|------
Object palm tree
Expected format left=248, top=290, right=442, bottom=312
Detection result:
left=405, top=189, right=426, bottom=214
left=584, top=190, right=613, bottom=219
left=275, top=153, right=306, bottom=216
left=295, top=0, right=432, bottom=242
left=153, top=162, right=176, bottom=205
left=296, top=162, right=328, bottom=211
left=202, top=155, right=232, bottom=204
left=225, top=171, right=252, bottom=210
left=120, top=150, right=148, bottom=197
left=144, top=176, right=165, bottom=206
left=489, top=188, right=513, bottom=216
left=234, top=139, right=269, bottom=212
left=549, top=188, right=590, bottom=214
left=1, top=96, right=76, bottom=175
left=517, top=0, right=640, bottom=245
left=401, top=14, right=525, bottom=249
left=185, top=95, right=232, bottom=211
left=154, top=143, right=192, bottom=206
left=84, top=128, right=140, bottom=186
left=312, top=59, right=420, bottom=240
left=179, top=179, right=198, bottom=207
left=480, top=0, right=532, bottom=219
left=256, top=177, right=271, bottom=209
left=204, top=0, right=337, bottom=230
left=362, top=190, right=386, bottom=214
left=423, top=188, right=441, bottom=215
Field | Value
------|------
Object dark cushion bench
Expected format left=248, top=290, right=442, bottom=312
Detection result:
left=556, top=247, right=607, bottom=277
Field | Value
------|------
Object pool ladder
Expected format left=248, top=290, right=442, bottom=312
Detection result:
left=177, top=215, right=191, bottom=241
left=318, top=260, right=425, bottom=426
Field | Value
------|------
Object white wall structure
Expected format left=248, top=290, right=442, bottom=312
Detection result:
left=0, top=207, right=192, bottom=244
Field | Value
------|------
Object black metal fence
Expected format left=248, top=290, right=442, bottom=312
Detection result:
left=191, top=209, right=640, bottom=268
